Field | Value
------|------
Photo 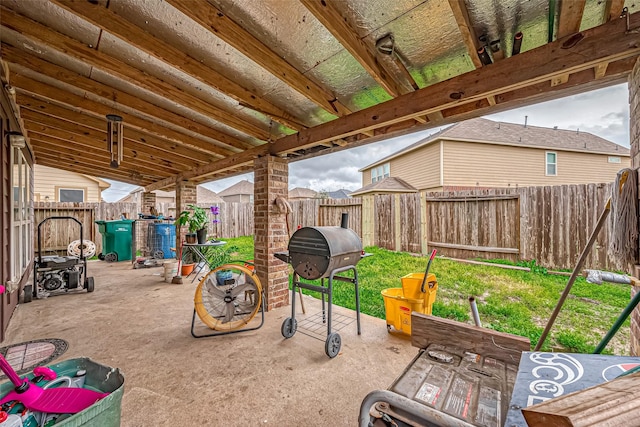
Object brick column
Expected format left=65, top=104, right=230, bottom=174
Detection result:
left=175, top=181, right=197, bottom=248
left=630, top=59, right=640, bottom=355
left=254, top=155, right=289, bottom=310
left=142, top=191, right=156, bottom=216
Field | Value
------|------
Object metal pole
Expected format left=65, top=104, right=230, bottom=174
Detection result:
left=469, top=297, right=482, bottom=327
left=535, top=198, right=612, bottom=351
left=594, top=287, right=640, bottom=354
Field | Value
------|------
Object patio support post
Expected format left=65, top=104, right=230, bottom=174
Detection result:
left=254, top=155, right=289, bottom=310
left=142, top=191, right=156, bottom=216
left=629, top=58, right=640, bottom=356
left=176, top=180, right=197, bottom=251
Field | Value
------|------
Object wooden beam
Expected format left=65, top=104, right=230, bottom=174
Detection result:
left=29, top=136, right=173, bottom=178
left=33, top=151, right=153, bottom=185
left=0, top=6, right=273, bottom=139
left=556, top=0, right=586, bottom=39
left=144, top=145, right=269, bottom=192
left=448, top=0, right=483, bottom=68
left=164, top=0, right=348, bottom=118
left=604, top=0, right=625, bottom=22
left=269, top=14, right=640, bottom=154
left=411, top=312, right=530, bottom=364
left=300, top=0, right=408, bottom=97
left=10, top=73, right=230, bottom=158
left=49, top=0, right=307, bottom=132
left=25, top=130, right=181, bottom=176
left=522, top=372, right=640, bottom=427
left=2, top=44, right=248, bottom=153
left=551, top=73, right=570, bottom=87
left=15, top=93, right=212, bottom=166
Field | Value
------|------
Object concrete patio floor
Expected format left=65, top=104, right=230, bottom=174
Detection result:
left=3, top=260, right=418, bottom=426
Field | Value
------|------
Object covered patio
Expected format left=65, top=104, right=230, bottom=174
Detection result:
left=3, top=260, right=417, bottom=426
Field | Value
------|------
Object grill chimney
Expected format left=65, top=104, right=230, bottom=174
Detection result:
left=524, top=115, right=528, bottom=128
left=341, top=212, right=349, bottom=229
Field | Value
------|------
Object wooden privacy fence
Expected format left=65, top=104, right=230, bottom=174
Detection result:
left=361, top=183, right=617, bottom=271
left=34, top=183, right=617, bottom=270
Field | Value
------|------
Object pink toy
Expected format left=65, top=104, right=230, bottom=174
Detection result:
left=0, top=355, right=108, bottom=414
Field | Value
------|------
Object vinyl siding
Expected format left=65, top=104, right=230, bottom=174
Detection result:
left=442, top=140, right=630, bottom=187
left=362, top=142, right=441, bottom=190
left=34, top=165, right=102, bottom=202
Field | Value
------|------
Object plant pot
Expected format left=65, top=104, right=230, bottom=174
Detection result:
left=196, top=228, right=207, bottom=244
left=185, top=233, right=197, bottom=244
left=181, top=263, right=195, bottom=276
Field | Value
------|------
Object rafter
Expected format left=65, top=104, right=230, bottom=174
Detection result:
left=556, top=0, right=586, bottom=39
left=270, top=14, right=639, bottom=153
left=3, top=44, right=251, bottom=153
left=164, top=0, right=349, bottom=118
left=448, top=0, right=483, bottom=68
left=0, top=6, right=273, bottom=140
left=15, top=92, right=212, bottom=167
left=9, top=73, right=233, bottom=158
left=22, top=116, right=187, bottom=174
left=28, top=135, right=174, bottom=178
left=604, top=0, right=625, bottom=21
left=299, top=0, right=410, bottom=97
left=48, top=0, right=307, bottom=132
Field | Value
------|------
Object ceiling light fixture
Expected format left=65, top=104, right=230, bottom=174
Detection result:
left=106, top=114, right=123, bottom=168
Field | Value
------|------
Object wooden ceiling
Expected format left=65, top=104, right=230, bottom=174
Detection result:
left=0, top=0, right=638, bottom=191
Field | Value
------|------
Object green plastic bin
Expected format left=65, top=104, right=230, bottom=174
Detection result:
left=0, top=357, right=124, bottom=426
left=95, top=219, right=135, bottom=262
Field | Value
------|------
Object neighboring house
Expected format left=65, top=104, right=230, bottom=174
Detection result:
left=352, top=118, right=630, bottom=196
left=327, top=189, right=352, bottom=199
left=218, top=180, right=254, bottom=203
left=34, top=164, right=110, bottom=202
left=288, top=187, right=317, bottom=200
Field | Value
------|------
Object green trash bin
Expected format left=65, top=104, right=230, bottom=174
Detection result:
left=0, top=358, right=124, bottom=427
left=95, top=219, right=135, bottom=262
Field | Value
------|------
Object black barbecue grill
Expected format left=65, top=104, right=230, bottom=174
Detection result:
left=275, top=213, right=366, bottom=358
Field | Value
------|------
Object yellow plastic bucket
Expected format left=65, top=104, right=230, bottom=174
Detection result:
left=401, top=272, right=437, bottom=300
left=382, top=288, right=426, bottom=335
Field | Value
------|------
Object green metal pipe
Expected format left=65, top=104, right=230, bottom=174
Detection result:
left=594, top=288, right=640, bottom=354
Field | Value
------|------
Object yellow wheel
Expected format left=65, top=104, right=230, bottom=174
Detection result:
left=194, top=263, right=262, bottom=331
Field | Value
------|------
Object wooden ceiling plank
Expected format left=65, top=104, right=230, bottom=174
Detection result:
left=3, top=45, right=250, bottom=153
left=300, top=0, right=407, bottom=97
left=29, top=136, right=173, bottom=178
left=34, top=151, right=153, bottom=185
left=164, top=0, right=349, bottom=118
left=604, top=0, right=625, bottom=22
left=447, top=0, right=484, bottom=69
left=144, top=144, right=269, bottom=192
left=594, top=62, right=609, bottom=79
left=557, top=0, right=587, bottom=39
left=10, top=73, right=231, bottom=159
left=25, top=126, right=185, bottom=174
left=0, top=6, right=273, bottom=139
left=268, top=14, right=640, bottom=154
left=48, top=0, right=307, bottom=132
left=15, top=92, right=212, bottom=166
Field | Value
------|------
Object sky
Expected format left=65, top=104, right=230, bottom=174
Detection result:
left=101, top=83, right=630, bottom=201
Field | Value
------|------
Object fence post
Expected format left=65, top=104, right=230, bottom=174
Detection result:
left=394, top=194, right=401, bottom=251
left=420, top=191, right=428, bottom=255
left=362, top=195, right=374, bottom=247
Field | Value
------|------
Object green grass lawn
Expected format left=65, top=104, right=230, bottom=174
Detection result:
left=223, top=236, right=632, bottom=355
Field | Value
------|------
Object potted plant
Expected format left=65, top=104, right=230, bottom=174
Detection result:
left=175, top=204, right=208, bottom=244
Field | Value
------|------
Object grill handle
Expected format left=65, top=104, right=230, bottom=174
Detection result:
left=274, top=251, right=290, bottom=263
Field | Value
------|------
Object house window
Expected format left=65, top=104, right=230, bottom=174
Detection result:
left=58, top=188, right=84, bottom=202
left=10, top=146, right=33, bottom=284
left=546, top=152, right=557, bottom=176
left=371, top=163, right=390, bottom=183
left=608, top=156, right=621, bottom=163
